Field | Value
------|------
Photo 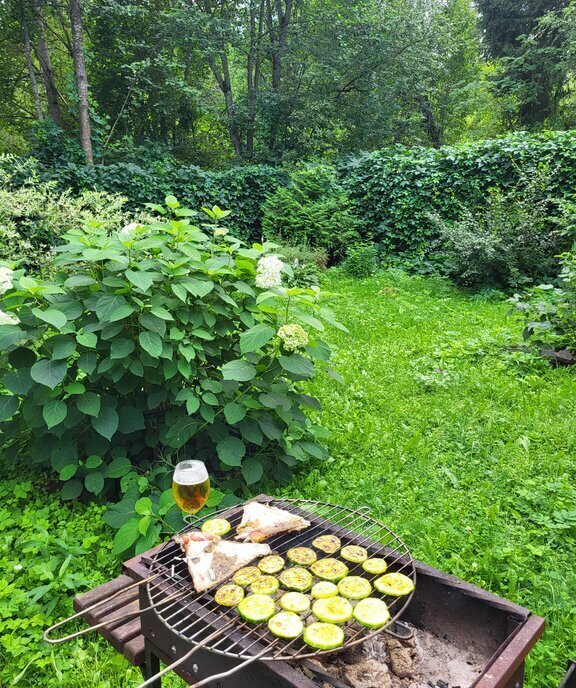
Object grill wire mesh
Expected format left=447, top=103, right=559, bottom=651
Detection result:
left=144, top=498, right=416, bottom=662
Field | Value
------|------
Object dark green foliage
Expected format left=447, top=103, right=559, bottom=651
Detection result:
left=0, top=154, right=287, bottom=243
left=342, top=244, right=378, bottom=279
left=341, top=131, right=576, bottom=256
left=262, top=165, right=361, bottom=262
left=0, top=199, right=339, bottom=555
left=513, top=246, right=576, bottom=350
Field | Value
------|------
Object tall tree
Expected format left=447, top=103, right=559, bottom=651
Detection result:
left=68, top=0, right=93, bottom=162
left=33, top=0, right=63, bottom=127
left=477, top=0, right=570, bottom=126
left=19, top=1, right=43, bottom=120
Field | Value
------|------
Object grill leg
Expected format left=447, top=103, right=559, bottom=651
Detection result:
left=144, top=642, right=162, bottom=688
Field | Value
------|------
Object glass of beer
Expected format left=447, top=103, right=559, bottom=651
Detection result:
left=172, top=460, right=210, bottom=515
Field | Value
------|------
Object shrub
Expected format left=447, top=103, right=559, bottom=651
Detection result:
left=341, top=131, right=576, bottom=255
left=277, top=244, right=328, bottom=288
left=262, top=164, right=361, bottom=262
left=513, top=248, right=576, bottom=351
left=430, top=169, right=575, bottom=290
left=342, top=243, right=378, bottom=278
left=0, top=198, right=343, bottom=555
left=0, top=182, right=133, bottom=271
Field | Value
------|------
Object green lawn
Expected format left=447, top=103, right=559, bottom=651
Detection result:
left=2, top=270, right=575, bottom=687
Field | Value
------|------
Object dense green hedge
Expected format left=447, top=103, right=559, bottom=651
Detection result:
left=0, top=156, right=287, bottom=242
left=340, top=130, right=576, bottom=253
left=3, top=131, right=576, bottom=250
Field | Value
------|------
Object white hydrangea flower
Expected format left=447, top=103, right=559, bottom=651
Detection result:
left=0, top=309, right=18, bottom=325
left=13, top=564, right=23, bottom=572
left=0, top=266, right=14, bottom=295
left=278, top=323, right=309, bottom=351
left=214, top=228, right=229, bottom=237
left=255, top=255, right=284, bottom=289
left=118, top=222, right=139, bottom=243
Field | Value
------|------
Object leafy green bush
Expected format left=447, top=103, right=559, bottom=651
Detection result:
left=278, top=244, right=328, bottom=288
left=431, top=169, right=575, bottom=289
left=513, top=249, right=576, bottom=351
left=262, top=165, right=361, bottom=262
left=0, top=182, right=132, bottom=271
left=342, top=244, right=378, bottom=278
left=341, top=131, right=576, bottom=255
left=0, top=198, right=342, bottom=555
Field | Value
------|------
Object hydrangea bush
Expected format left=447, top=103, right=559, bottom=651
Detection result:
left=0, top=197, right=344, bottom=554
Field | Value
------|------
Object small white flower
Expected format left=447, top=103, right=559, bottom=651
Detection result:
left=0, top=309, right=18, bottom=325
left=0, top=266, right=14, bottom=295
left=118, top=222, right=139, bottom=243
left=214, top=228, right=229, bottom=237
left=13, top=564, right=23, bottom=572
left=278, top=323, right=309, bottom=351
left=255, top=255, right=284, bottom=289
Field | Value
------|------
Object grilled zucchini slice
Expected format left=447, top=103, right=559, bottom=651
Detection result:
left=279, top=592, right=311, bottom=613
left=374, top=572, right=415, bottom=597
left=250, top=575, right=280, bottom=595
left=200, top=518, right=231, bottom=536
left=279, top=567, right=313, bottom=591
left=312, top=535, right=341, bottom=554
left=353, top=597, right=390, bottom=628
left=311, top=581, right=338, bottom=599
left=310, top=558, right=349, bottom=582
left=214, top=584, right=244, bottom=607
left=268, top=611, right=304, bottom=639
left=258, top=555, right=285, bottom=574
left=337, top=576, right=372, bottom=600
left=303, top=622, right=345, bottom=650
left=312, top=596, right=353, bottom=624
left=286, top=547, right=317, bottom=566
left=362, top=558, right=388, bottom=575
left=237, top=594, right=276, bottom=623
left=340, top=545, right=368, bottom=563
left=233, top=566, right=262, bottom=587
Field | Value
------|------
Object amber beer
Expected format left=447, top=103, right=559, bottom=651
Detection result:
left=172, top=460, right=210, bottom=514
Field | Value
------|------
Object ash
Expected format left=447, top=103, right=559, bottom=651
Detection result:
left=293, top=624, right=485, bottom=688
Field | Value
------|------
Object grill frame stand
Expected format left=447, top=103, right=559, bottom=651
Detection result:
left=122, top=495, right=545, bottom=688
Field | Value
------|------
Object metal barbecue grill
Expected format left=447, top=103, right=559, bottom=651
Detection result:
left=135, top=496, right=416, bottom=686
left=44, top=496, right=416, bottom=688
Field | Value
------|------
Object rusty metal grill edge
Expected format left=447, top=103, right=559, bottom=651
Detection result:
left=144, top=496, right=416, bottom=664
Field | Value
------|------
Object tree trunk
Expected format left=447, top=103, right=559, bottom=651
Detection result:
left=68, top=0, right=93, bottom=163
left=246, top=0, right=265, bottom=160
left=20, top=1, right=43, bottom=120
left=420, top=94, right=443, bottom=148
left=33, top=0, right=63, bottom=127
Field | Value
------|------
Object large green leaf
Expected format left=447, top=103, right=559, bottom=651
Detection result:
left=279, top=354, right=315, bottom=378
left=30, top=359, right=67, bottom=389
left=96, top=294, right=126, bottom=321
left=32, top=307, right=67, bottom=330
left=112, top=518, right=141, bottom=554
left=65, top=274, right=97, bottom=287
left=241, top=457, right=264, bottom=485
left=126, top=269, right=154, bottom=292
left=76, top=392, right=101, bottom=418
left=139, top=331, right=162, bottom=358
left=139, top=313, right=166, bottom=335
left=102, top=497, right=136, bottom=528
left=91, top=406, right=119, bottom=440
left=3, top=369, right=33, bottom=395
left=51, top=338, right=77, bottom=360
left=0, top=325, right=24, bottom=350
left=106, top=457, right=132, bottom=478
left=0, top=394, right=18, bottom=421
left=77, top=352, right=97, bottom=374
left=240, top=324, right=276, bottom=354
left=224, top=402, right=246, bottom=424
left=76, top=331, right=97, bottom=348
left=110, top=338, right=135, bottom=359
left=109, top=304, right=136, bottom=322
left=150, top=306, right=174, bottom=321
left=216, top=435, right=246, bottom=466
left=163, top=415, right=198, bottom=449
left=61, top=479, right=83, bottom=501
left=182, top=278, right=214, bottom=298
left=85, top=471, right=105, bottom=495
left=221, top=359, right=256, bottom=382
left=43, top=399, right=67, bottom=429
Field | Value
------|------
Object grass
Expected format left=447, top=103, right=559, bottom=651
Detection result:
left=2, top=269, right=575, bottom=687
left=287, top=270, right=576, bottom=687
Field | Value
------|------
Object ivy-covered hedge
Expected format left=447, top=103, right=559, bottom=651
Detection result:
left=0, top=155, right=288, bottom=243
left=3, top=130, right=576, bottom=252
left=340, top=130, right=576, bottom=253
